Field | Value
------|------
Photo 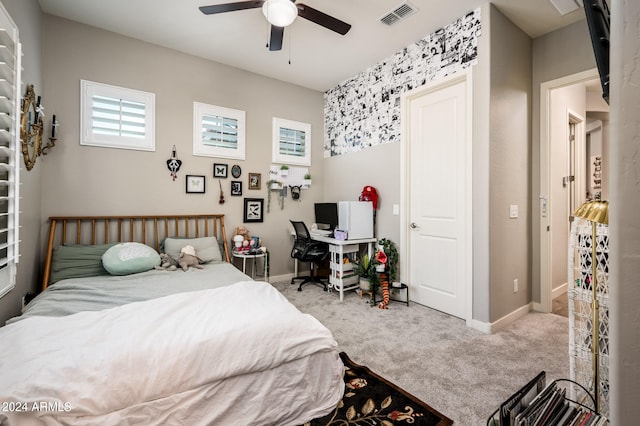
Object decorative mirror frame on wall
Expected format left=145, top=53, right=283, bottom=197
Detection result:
left=20, top=84, right=44, bottom=171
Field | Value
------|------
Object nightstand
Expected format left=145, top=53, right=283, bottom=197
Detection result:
left=232, top=251, right=268, bottom=282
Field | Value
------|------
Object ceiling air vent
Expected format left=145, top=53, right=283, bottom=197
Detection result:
left=549, top=0, right=583, bottom=15
left=379, top=2, right=418, bottom=26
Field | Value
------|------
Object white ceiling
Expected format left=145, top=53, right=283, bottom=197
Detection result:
left=37, top=0, right=586, bottom=92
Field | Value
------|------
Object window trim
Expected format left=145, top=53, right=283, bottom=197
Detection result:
left=271, top=117, right=311, bottom=166
left=80, top=80, right=156, bottom=151
left=193, top=102, right=246, bottom=160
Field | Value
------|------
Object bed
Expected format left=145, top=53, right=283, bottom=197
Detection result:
left=0, top=214, right=344, bottom=426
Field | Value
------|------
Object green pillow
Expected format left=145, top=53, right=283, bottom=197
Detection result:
left=102, top=242, right=161, bottom=276
left=163, top=236, right=222, bottom=263
left=50, top=244, right=115, bottom=284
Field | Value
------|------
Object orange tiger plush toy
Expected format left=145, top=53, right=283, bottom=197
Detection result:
left=378, top=272, right=389, bottom=309
left=375, top=248, right=389, bottom=309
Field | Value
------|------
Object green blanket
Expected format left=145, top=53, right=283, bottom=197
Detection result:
left=10, top=263, right=250, bottom=323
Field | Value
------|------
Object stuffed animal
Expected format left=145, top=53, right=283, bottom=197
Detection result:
left=232, top=226, right=251, bottom=251
left=179, top=245, right=203, bottom=271
left=232, top=226, right=251, bottom=242
left=154, top=253, right=178, bottom=271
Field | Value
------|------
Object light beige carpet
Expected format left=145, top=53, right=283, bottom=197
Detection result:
left=271, top=280, right=570, bottom=426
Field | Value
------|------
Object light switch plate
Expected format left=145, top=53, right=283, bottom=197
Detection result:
left=509, top=204, right=518, bottom=219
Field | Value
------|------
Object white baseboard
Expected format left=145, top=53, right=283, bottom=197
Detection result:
left=468, top=303, right=533, bottom=334
left=552, top=282, right=568, bottom=299
left=533, top=283, right=568, bottom=312
left=267, top=273, right=294, bottom=284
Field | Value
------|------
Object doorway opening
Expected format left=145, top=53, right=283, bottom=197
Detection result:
left=538, top=69, right=609, bottom=314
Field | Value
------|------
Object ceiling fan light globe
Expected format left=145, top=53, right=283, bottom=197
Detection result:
left=262, top=0, right=298, bottom=27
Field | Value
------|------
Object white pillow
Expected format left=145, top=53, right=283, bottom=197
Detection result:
left=102, top=242, right=161, bottom=276
left=163, top=236, right=222, bottom=263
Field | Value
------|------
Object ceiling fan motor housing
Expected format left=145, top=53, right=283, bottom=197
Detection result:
left=262, top=0, right=298, bottom=27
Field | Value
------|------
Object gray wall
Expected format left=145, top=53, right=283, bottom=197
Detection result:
left=471, top=4, right=491, bottom=323
left=0, top=0, right=42, bottom=324
left=488, top=5, right=532, bottom=321
left=531, top=19, right=596, bottom=303
left=39, top=15, right=326, bottom=282
left=324, top=4, right=534, bottom=326
left=609, top=0, right=640, bottom=421
left=323, top=142, right=400, bottom=245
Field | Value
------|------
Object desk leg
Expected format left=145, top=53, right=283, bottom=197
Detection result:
left=338, top=245, right=345, bottom=302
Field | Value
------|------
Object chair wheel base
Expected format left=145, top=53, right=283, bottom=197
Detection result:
left=291, top=276, right=327, bottom=292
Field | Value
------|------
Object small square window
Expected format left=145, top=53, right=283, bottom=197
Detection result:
left=272, top=117, right=311, bottom=166
left=80, top=80, right=155, bottom=151
left=194, top=102, right=246, bottom=160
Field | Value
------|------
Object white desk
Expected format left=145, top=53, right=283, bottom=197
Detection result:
left=310, top=235, right=377, bottom=301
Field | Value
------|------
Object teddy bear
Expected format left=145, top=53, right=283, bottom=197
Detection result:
left=154, top=253, right=178, bottom=271
left=179, top=245, right=204, bottom=271
left=232, top=226, right=251, bottom=241
left=231, top=226, right=251, bottom=251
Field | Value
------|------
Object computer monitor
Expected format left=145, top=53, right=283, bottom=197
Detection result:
left=314, top=203, right=338, bottom=231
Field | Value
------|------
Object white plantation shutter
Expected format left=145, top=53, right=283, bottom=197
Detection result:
left=278, top=126, right=306, bottom=157
left=271, top=117, right=311, bottom=166
left=91, top=95, right=146, bottom=138
left=81, top=80, right=155, bottom=151
left=202, top=114, right=238, bottom=150
left=0, top=4, right=20, bottom=299
left=193, top=102, right=245, bottom=160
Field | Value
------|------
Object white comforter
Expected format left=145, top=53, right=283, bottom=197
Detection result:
left=0, top=281, right=343, bottom=425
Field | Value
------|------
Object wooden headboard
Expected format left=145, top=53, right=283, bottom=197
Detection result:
left=42, top=214, right=230, bottom=291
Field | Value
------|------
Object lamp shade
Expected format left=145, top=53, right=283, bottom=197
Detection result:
left=573, top=200, right=609, bottom=225
left=262, top=0, right=298, bottom=27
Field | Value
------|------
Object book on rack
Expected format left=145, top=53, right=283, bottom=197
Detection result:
left=499, top=371, right=546, bottom=425
left=512, top=381, right=608, bottom=426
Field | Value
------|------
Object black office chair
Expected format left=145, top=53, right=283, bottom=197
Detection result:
left=290, top=220, right=330, bottom=291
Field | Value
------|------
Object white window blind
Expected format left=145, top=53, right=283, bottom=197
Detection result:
left=193, top=102, right=245, bottom=160
left=278, top=126, right=306, bottom=157
left=271, top=117, right=311, bottom=166
left=91, top=95, right=146, bottom=138
left=0, top=5, right=21, bottom=299
left=202, top=114, right=238, bottom=150
left=81, top=80, right=155, bottom=151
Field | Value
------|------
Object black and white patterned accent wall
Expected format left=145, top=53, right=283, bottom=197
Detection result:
left=324, top=9, right=481, bottom=157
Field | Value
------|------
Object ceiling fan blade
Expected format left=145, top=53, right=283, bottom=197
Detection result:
left=296, top=3, right=351, bottom=35
left=199, top=1, right=264, bottom=15
left=269, top=25, right=284, bottom=51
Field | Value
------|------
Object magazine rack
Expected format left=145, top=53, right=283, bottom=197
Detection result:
left=486, top=375, right=608, bottom=425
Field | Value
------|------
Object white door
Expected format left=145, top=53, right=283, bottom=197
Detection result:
left=406, top=75, right=471, bottom=319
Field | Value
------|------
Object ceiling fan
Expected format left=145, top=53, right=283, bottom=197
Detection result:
left=199, top=0, right=351, bottom=51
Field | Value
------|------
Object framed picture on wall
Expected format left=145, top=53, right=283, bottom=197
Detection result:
left=248, top=173, right=261, bottom=190
left=231, top=181, right=242, bottom=196
left=186, top=175, right=206, bottom=193
left=243, top=198, right=264, bottom=223
left=213, top=163, right=228, bottom=178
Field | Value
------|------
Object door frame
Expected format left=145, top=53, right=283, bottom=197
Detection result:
left=400, top=69, right=473, bottom=324
left=536, top=68, right=598, bottom=313
left=567, top=109, right=587, bottom=225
